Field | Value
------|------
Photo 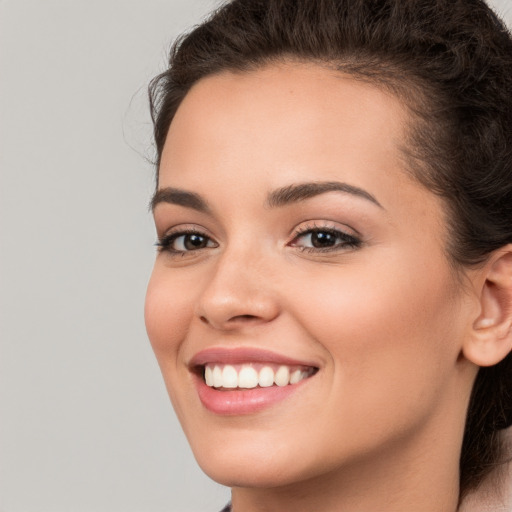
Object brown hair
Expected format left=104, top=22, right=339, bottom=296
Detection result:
left=149, top=0, right=512, bottom=498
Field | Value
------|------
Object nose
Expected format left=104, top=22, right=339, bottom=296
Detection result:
left=195, top=248, right=280, bottom=331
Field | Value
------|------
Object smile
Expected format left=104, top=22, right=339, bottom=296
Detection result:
left=190, top=348, right=319, bottom=414
left=204, top=363, right=315, bottom=389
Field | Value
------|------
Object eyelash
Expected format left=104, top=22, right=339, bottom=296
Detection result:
left=155, top=224, right=361, bottom=256
left=155, top=228, right=217, bottom=255
left=289, top=223, right=362, bottom=253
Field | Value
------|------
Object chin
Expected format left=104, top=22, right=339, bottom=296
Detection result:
left=187, top=428, right=319, bottom=489
left=196, top=454, right=311, bottom=489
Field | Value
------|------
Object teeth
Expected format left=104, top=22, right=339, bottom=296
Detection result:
left=238, top=366, right=259, bottom=388
left=203, top=363, right=314, bottom=389
left=290, top=369, right=302, bottom=384
left=258, top=366, right=274, bottom=387
left=205, top=366, right=213, bottom=386
left=222, top=365, right=238, bottom=388
left=212, top=366, right=223, bottom=388
left=275, top=365, right=290, bottom=386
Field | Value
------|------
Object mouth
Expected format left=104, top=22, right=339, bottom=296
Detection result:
left=200, top=362, right=316, bottom=390
left=189, top=348, right=319, bottom=415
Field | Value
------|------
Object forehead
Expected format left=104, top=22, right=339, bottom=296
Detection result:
left=161, top=62, right=422, bottom=194
left=169, top=62, right=408, bottom=142
left=160, top=61, right=415, bottom=200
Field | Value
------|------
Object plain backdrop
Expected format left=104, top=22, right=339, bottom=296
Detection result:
left=1, top=1, right=511, bottom=511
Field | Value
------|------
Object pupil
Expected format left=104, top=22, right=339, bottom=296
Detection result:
left=312, top=231, right=336, bottom=247
left=185, top=234, right=206, bottom=250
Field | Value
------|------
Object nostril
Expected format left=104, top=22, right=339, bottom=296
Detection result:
left=232, top=314, right=259, bottom=322
left=200, top=313, right=260, bottom=327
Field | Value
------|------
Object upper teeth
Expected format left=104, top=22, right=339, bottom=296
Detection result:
left=204, top=364, right=314, bottom=389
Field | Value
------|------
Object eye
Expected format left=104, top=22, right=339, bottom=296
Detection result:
left=156, top=229, right=218, bottom=254
left=290, top=226, right=361, bottom=252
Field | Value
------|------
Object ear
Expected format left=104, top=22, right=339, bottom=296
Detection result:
left=463, top=245, right=512, bottom=367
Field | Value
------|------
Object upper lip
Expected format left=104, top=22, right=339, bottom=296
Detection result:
left=189, top=347, right=319, bottom=369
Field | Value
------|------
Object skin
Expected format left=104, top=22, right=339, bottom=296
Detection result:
left=145, top=62, right=493, bottom=512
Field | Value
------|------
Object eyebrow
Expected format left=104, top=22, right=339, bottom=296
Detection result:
left=266, top=181, right=383, bottom=209
left=150, top=181, right=383, bottom=213
left=150, top=188, right=211, bottom=213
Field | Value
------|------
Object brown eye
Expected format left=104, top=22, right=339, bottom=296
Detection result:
left=180, top=234, right=210, bottom=250
left=310, top=231, right=338, bottom=248
left=157, top=231, right=218, bottom=254
left=291, top=228, right=361, bottom=252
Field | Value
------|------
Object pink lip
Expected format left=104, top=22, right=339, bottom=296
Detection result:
left=189, top=347, right=318, bottom=415
left=194, top=373, right=313, bottom=415
left=189, top=347, right=317, bottom=367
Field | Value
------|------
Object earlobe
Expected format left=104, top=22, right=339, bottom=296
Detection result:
left=463, top=246, right=512, bottom=367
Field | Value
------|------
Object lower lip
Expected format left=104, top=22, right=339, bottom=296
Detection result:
left=195, top=374, right=312, bottom=415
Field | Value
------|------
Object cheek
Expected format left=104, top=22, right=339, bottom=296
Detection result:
left=145, top=266, right=202, bottom=425
left=288, top=252, right=463, bottom=416
left=144, top=266, right=193, bottom=366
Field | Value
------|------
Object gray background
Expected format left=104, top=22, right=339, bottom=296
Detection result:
left=1, top=1, right=510, bottom=511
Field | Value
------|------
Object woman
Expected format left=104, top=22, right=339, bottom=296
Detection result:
left=144, top=0, right=512, bottom=510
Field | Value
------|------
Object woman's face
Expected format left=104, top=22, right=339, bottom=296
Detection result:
left=145, top=63, right=475, bottom=489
